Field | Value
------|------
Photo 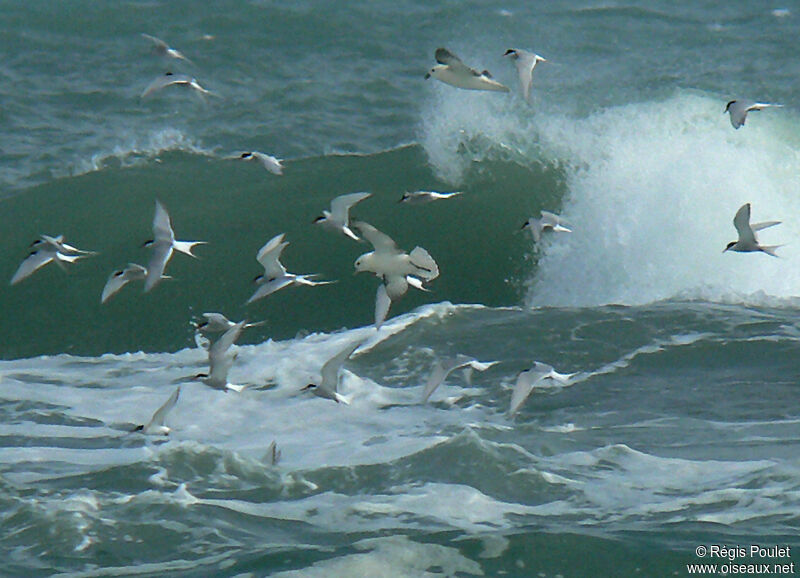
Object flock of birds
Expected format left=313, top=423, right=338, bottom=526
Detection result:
left=8, top=35, right=787, bottom=440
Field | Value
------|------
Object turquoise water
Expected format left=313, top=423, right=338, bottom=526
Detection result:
left=2, top=1, right=800, bottom=576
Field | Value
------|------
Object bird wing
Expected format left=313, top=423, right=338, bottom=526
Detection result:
left=733, top=203, right=757, bottom=245
left=751, top=220, right=781, bottom=232
left=146, top=386, right=180, bottom=429
left=10, top=249, right=56, bottom=285
left=256, top=234, right=288, bottom=278
left=434, top=48, right=475, bottom=75
left=509, top=370, right=537, bottom=416
left=210, top=320, right=246, bottom=359
left=247, top=276, right=295, bottom=303
left=375, top=283, right=392, bottom=328
left=141, top=33, right=169, bottom=51
left=152, top=200, right=175, bottom=243
left=330, top=192, right=371, bottom=225
left=320, top=339, right=362, bottom=395
left=352, top=221, right=400, bottom=254
left=408, top=247, right=439, bottom=281
left=144, top=242, right=173, bottom=292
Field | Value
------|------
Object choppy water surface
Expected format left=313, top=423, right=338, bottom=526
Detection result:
left=2, top=1, right=799, bottom=576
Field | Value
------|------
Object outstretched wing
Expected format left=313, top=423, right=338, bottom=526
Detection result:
left=352, top=221, right=400, bottom=255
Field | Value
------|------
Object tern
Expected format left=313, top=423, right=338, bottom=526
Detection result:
left=521, top=210, right=572, bottom=242
left=352, top=221, right=439, bottom=328
left=10, top=234, right=94, bottom=285
left=399, top=190, right=463, bottom=204
left=101, top=263, right=148, bottom=303
left=141, top=72, right=215, bottom=100
left=509, top=362, right=576, bottom=416
left=194, top=312, right=265, bottom=333
left=143, top=200, right=206, bottom=292
left=313, top=191, right=372, bottom=240
left=247, top=233, right=333, bottom=304
left=504, top=48, right=547, bottom=102
left=194, top=320, right=247, bottom=392
left=141, top=33, right=193, bottom=64
left=421, top=355, right=498, bottom=403
left=133, top=386, right=181, bottom=435
left=723, top=203, right=782, bottom=256
left=301, top=340, right=362, bottom=403
left=425, top=48, right=510, bottom=92
left=724, top=99, right=782, bottom=129
left=239, top=151, right=283, bottom=175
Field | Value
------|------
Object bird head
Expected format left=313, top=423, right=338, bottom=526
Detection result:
left=723, top=241, right=736, bottom=252
left=724, top=100, right=736, bottom=113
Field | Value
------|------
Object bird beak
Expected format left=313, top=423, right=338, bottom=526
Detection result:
left=424, top=73, right=431, bottom=80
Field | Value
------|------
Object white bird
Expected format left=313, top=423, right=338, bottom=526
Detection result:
left=313, top=192, right=372, bottom=240
left=141, top=33, right=193, bottom=64
left=143, top=200, right=206, bottom=292
left=247, top=233, right=333, bottom=304
left=133, top=386, right=181, bottom=435
left=399, top=190, right=463, bottom=204
left=101, top=263, right=148, bottom=303
left=503, top=48, right=547, bottom=102
left=140, top=72, right=214, bottom=99
left=352, top=221, right=439, bottom=328
left=239, top=151, right=283, bottom=175
left=421, top=355, right=498, bottom=403
left=194, top=312, right=265, bottom=333
left=425, top=48, right=510, bottom=92
left=723, top=203, right=781, bottom=256
left=301, top=340, right=362, bottom=403
left=509, top=362, right=576, bottom=416
left=522, top=210, right=572, bottom=243
left=10, top=234, right=94, bottom=285
left=195, top=320, right=246, bottom=392
left=724, top=99, right=782, bottom=129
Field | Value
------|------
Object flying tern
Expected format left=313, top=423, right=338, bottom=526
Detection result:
left=724, top=99, right=782, bottom=129
left=194, top=312, right=265, bottom=333
left=143, top=200, right=206, bottom=292
left=239, top=151, right=283, bottom=175
left=509, top=362, right=576, bottom=416
left=194, top=320, right=247, bottom=392
left=247, top=233, right=333, bottom=304
left=425, top=48, right=510, bottom=92
left=313, top=191, right=372, bottom=240
left=522, top=210, right=572, bottom=242
left=10, top=234, right=94, bottom=285
left=421, top=354, right=498, bottom=403
left=504, top=48, right=547, bottom=102
left=399, top=190, right=463, bottom=204
left=301, top=340, right=362, bottom=403
left=352, top=221, right=439, bottom=328
left=141, top=33, right=193, bottom=64
left=141, top=72, right=215, bottom=100
left=133, top=386, right=181, bottom=435
left=723, top=203, right=781, bottom=256
left=101, top=263, right=148, bottom=303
